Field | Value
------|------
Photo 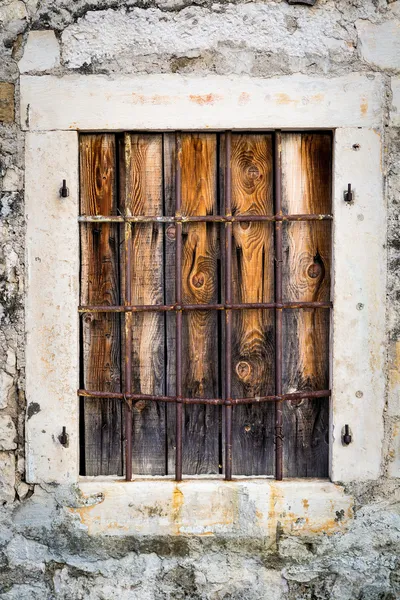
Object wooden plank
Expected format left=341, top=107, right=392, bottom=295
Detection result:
left=79, top=134, right=122, bottom=476
left=180, top=133, right=220, bottom=474
left=281, top=133, right=332, bottom=477
left=163, top=133, right=177, bottom=475
left=121, top=133, right=166, bottom=475
left=229, top=134, right=275, bottom=476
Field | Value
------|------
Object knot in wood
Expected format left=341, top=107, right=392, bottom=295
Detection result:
left=307, top=263, right=322, bottom=279
left=247, top=164, right=260, bottom=180
left=134, top=400, right=146, bottom=412
left=166, top=225, right=176, bottom=240
left=240, top=221, right=250, bottom=230
left=236, top=361, right=251, bottom=380
left=192, top=272, right=205, bottom=288
left=84, top=313, right=94, bottom=324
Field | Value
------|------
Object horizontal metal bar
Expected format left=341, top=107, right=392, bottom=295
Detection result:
left=78, top=214, right=333, bottom=223
left=77, top=389, right=331, bottom=405
left=79, top=301, right=333, bottom=313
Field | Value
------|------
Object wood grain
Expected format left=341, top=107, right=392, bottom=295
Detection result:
left=180, top=133, right=220, bottom=474
left=80, top=134, right=122, bottom=476
left=79, top=130, right=332, bottom=478
left=121, top=133, right=166, bottom=475
left=229, top=134, right=275, bottom=475
left=281, top=133, right=332, bottom=477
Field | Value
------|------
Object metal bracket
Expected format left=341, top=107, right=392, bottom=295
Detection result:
left=344, top=183, right=353, bottom=203
left=60, top=180, right=69, bottom=198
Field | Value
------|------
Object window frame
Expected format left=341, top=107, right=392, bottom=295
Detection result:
left=23, top=73, right=386, bottom=486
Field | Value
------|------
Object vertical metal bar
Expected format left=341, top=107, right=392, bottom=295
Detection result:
left=274, top=131, right=283, bottom=481
left=124, top=220, right=133, bottom=481
left=175, top=133, right=183, bottom=481
left=225, top=131, right=233, bottom=481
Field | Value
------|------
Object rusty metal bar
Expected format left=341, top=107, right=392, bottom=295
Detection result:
left=274, top=131, right=283, bottom=481
left=78, top=388, right=331, bottom=405
left=175, top=133, right=183, bottom=481
left=79, top=214, right=333, bottom=224
left=79, top=301, right=333, bottom=313
left=124, top=220, right=133, bottom=482
left=224, top=132, right=233, bottom=481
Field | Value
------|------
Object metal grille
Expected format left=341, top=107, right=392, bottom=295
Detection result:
left=78, top=131, right=332, bottom=481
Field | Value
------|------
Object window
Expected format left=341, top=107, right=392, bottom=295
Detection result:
left=23, top=74, right=386, bottom=490
left=78, top=131, right=332, bottom=481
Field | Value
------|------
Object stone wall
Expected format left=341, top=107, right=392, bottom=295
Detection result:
left=0, top=1, right=400, bottom=598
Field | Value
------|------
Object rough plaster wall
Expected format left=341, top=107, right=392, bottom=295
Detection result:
left=0, top=0, right=400, bottom=598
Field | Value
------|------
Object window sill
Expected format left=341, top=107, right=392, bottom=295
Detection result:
left=71, top=478, right=353, bottom=538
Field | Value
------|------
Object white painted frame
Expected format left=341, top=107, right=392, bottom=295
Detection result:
left=23, top=73, right=386, bottom=485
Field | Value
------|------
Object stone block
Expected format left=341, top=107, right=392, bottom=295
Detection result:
left=388, top=421, right=400, bottom=478
left=0, top=83, right=14, bottom=123
left=388, top=341, right=400, bottom=416
left=357, top=19, right=400, bottom=70
left=19, top=31, right=60, bottom=73
left=0, top=370, right=14, bottom=409
left=0, top=1, right=27, bottom=24
left=16, top=482, right=31, bottom=501
left=390, top=76, right=400, bottom=126
left=0, top=452, right=15, bottom=503
left=0, top=415, right=17, bottom=450
left=2, top=167, right=23, bottom=192
left=20, top=73, right=385, bottom=131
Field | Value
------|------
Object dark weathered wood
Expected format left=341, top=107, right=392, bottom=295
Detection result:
left=281, top=133, right=332, bottom=477
left=229, top=134, right=275, bottom=475
left=180, top=133, right=220, bottom=474
left=121, top=133, right=166, bottom=475
left=163, top=133, right=177, bottom=475
left=80, top=134, right=122, bottom=476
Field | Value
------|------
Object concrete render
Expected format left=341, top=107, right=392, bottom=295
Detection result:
left=0, top=0, right=399, bottom=598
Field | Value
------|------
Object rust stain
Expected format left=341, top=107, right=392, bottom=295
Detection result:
left=68, top=505, right=104, bottom=534
left=238, top=92, right=250, bottom=106
left=360, top=98, right=368, bottom=117
left=302, top=498, right=309, bottom=510
left=275, top=93, right=298, bottom=106
left=310, top=93, right=324, bottom=103
left=172, top=485, right=184, bottom=534
left=189, top=93, right=223, bottom=106
left=131, top=93, right=172, bottom=105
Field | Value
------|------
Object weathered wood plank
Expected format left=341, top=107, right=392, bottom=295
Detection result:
left=180, top=133, right=220, bottom=474
left=79, top=134, right=122, bottom=476
left=121, top=133, right=166, bottom=475
left=164, top=133, right=177, bottom=475
left=229, top=134, right=275, bottom=476
left=281, top=133, right=332, bottom=477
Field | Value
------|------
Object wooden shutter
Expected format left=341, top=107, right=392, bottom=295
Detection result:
left=79, top=131, right=332, bottom=478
